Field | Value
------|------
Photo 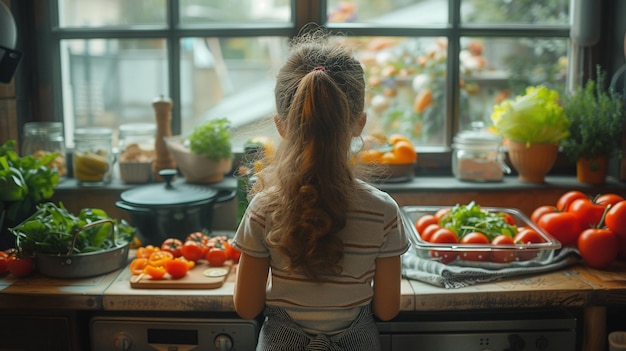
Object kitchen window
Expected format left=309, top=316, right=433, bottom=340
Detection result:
left=45, top=0, right=578, bottom=172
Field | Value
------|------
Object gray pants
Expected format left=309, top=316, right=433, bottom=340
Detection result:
left=256, top=305, right=381, bottom=351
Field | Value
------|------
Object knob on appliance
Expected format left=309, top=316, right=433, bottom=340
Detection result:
left=113, top=332, right=133, bottom=351
left=214, top=333, right=233, bottom=351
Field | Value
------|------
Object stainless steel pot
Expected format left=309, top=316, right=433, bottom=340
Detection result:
left=115, top=170, right=236, bottom=245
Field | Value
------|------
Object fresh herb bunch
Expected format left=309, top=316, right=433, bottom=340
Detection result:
left=1, top=140, right=60, bottom=222
left=439, top=201, right=517, bottom=241
left=561, top=66, right=626, bottom=160
left=188, top=118, right=233, bottom=162
left=10, top=202, right=135, bottom=254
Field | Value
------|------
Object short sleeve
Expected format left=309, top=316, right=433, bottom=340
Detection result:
left=378, top=196, right=410, bottom=258
left=231, top=195, right=271, bottom=258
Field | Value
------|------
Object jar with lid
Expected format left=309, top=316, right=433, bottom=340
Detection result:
left=21, top=122, right=68, bottom=178
left=73, top=127, right=114, bottom=186
left=452, top=123, right=510, bottom=182
left=118, top=123, right=156, bottom=183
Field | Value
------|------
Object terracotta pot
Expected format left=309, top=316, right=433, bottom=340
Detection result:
left=507, top=141, right=558, bottom=183
left=576, top=155, right=609, bottom=185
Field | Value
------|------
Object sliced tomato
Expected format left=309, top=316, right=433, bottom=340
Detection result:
left=165, top=258, right=191, bottom=279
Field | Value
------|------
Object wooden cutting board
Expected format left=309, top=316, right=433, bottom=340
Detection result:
left=130, top=262, right=232, bottom=289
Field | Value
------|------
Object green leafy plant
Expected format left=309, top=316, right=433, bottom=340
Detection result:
left=10, top=202, right=135, bottom=254
left=490, top=85, right=570, bottom=146
left=561, top=66, right=626, bottom=160
left=1, top=140, right=60, bottom=223
left=188, top=118, right=233, bottom=162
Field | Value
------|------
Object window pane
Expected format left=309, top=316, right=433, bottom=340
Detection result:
left=461, top=0, right=570, bottom=25
left=180, top=0, right=291, bottom=24
left=459, top=37, right=569, bottom=132
left=58, top=0, right=166, bottom=27
left=61, top=39, right=168, bottom=146
left=339, top=36, right=448, bottom=146
left=327, top=0, right=448, bottom=26
left=180, top=37, right=289, bottom=148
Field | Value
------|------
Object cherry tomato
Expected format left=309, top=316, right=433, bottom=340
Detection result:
left=459, top=232, right=490, bottom=261
left=165, top=258, right=191, bottom=279
left=595, top=193, right=624, bottom=207
left=186, top=232, right=210, bottom=246
left=6, top=255, right=35, bottom=278
left=161, top=238, right=183, bottom=258
left=578, top=228, right=619, bottom=269
left=530, top=205, right=557, bottom=225
left=428, top=228, right=458, bottom=264
left=568, top=198, right=605, bottom=229
left=129, top=257, right=148, bottom=275
left=415, top=214, right=438, bottom=234
left=491, top=235, right=517, bottom=263
left=181, top=240, right=205, bottom=262
left=206, top=248, right=227, bottom=267
left=537, top=212, right=582, bottom=247
left=434, top=208, right=451, bottom=221
left=420, top=223, right=441, bottom=242
left=513, top=228, right=545, bottom=244
left=605, top=200, right=626, bottom=239
left=556, top=190, right=588, bottom=212
left=502, top=213, right=515, bottom=226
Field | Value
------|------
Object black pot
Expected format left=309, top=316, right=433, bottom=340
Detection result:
left=115, top=170, right=236, bottom=245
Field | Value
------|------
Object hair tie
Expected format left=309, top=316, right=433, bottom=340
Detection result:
left=313, top=66, right=325, bottom=71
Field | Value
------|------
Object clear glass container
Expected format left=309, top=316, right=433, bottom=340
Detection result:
left=21, top=122, right=68, bottom=178
left=118, top=123, right=156, bottom=183
left=73, top=127, right=114, bottom=186
left=452, top=123, right=508, bottom=182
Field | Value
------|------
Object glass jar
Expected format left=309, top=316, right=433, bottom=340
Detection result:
left=21, top=122, right=68, bottom=178
left=73, top=127, right=114, bottom=186
left=452, top=123, right=508, bottom=182
left=118, top=123, right=156, bottom=183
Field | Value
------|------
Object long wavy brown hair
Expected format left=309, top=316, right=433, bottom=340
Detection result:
left=251, top=28, right=365, bottom=279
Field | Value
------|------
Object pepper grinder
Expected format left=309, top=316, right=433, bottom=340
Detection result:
left=152, top=95, right=176, bottom=181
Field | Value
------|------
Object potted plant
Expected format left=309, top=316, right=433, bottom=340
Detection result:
left=561, top=66, right=626, bottom=185
left=165, top=118, right=233, bottom=183
left=490, top=85, right=570, bottom=183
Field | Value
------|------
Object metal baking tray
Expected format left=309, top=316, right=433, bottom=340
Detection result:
left=401, top=206, right=562, bottom=267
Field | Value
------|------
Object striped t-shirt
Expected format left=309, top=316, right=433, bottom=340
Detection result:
left=232, top=180, right=409, bottom=335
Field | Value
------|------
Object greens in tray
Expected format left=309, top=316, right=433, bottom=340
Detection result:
left=439, top=201, right=517, bottom=241
left=9, top=202, right=135, bottom=255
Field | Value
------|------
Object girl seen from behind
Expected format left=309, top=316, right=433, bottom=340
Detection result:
left=232, top=26, right=410, bottom=351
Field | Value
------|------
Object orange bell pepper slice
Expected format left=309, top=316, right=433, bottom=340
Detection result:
left=136, top=245, right=160, bottom=258
left=148, top=250, right=174, bottom=267
left=129, top=257, right=148, bottom=275
left=144, top=265, right=167, bottom=280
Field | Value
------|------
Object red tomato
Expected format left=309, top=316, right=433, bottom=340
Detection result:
left=568, top=198, right=605, bottom=229
left=537, top=212, right=582, bottom=247
left=605, top=200, right=626, bottom=239
left=578, top=228, right=619, bottom=269
left=181, top=240, right=205, bottom=262
left=556, top=190, right=589, bottom=212
left=428, top=228, right=458, bottom=264
left=434, top=208, right=451, bottom=221
left=513, top=228, right=545, bottom=244
left=206, top=248, right=227, bottom=267
left=491, top=235, right=517, bottom=263
left=420, top=223, right=441, bottom=242
left=502, top=213, right=515, bottom=226
left=186, top=232, right=210, bottom=246
left=530, top=205, right=557, bottom=225
left=165, top=259, right=191, bottom=279
left=223, top=240, right=241, bottom=263
left=6, top=255, right=34, bottom=278
left=595, top=193, right=624, bottom=207
left=0, top=251, right=8, bottom=275
left=459, top=232, right=490, bottom=261
left=161, top=238, right=183, bottom=257
left=415, top=214, right=438, bottom=234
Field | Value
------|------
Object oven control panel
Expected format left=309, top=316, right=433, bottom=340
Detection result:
left=91, top=316, right=258, bottom=351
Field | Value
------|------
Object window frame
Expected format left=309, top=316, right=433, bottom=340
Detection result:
left=42, top=0, right=573, bottom=174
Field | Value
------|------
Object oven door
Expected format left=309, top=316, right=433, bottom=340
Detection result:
left=90, top=316, right=259, bottom=351
left=377, top=309, right=578, bottom=351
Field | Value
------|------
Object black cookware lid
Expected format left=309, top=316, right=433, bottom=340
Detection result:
left=119, top=170, right=218, bottom=207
